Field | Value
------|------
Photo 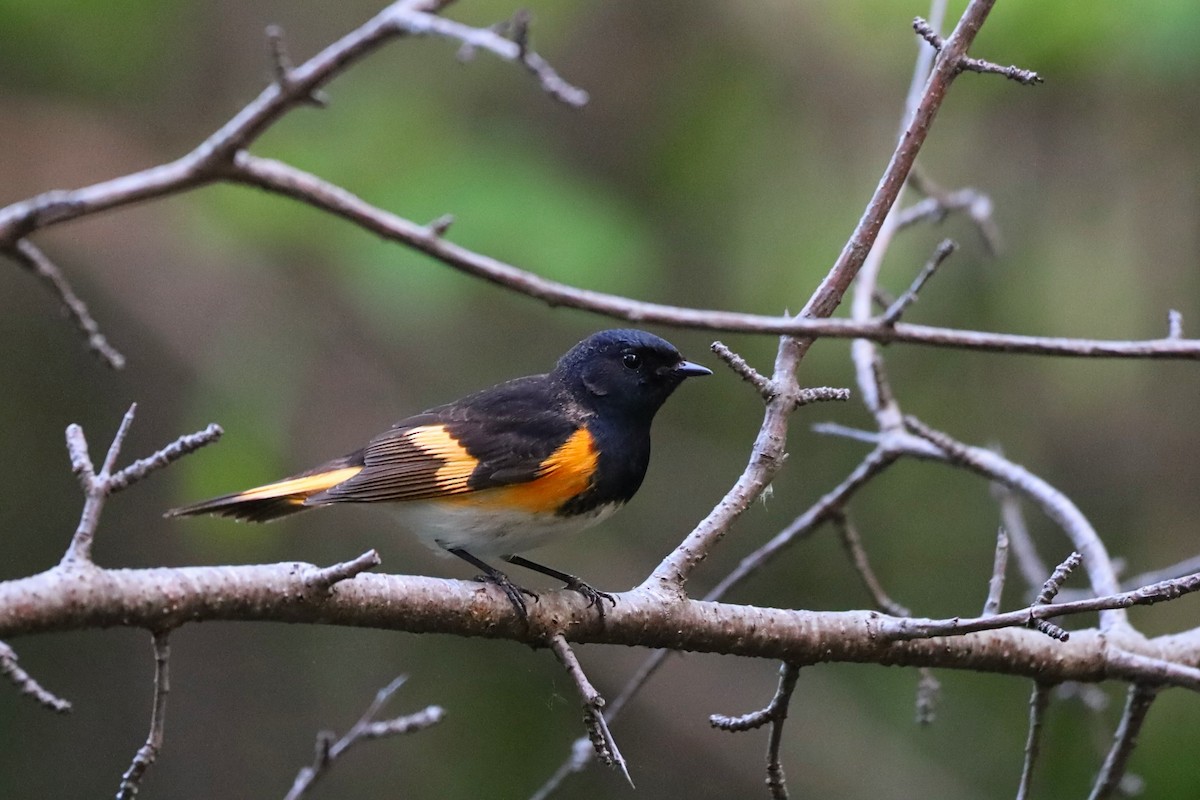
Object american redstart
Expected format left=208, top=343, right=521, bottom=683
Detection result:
left=167, top=329, right=711, bottom=617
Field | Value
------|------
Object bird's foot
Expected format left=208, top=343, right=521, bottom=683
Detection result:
left=561, top=576, right=617, bottom=618
left=474, top=571, right=539, bottom=620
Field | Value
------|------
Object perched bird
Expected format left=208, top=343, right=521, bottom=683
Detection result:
left=167, top=329, right=711, bottom=617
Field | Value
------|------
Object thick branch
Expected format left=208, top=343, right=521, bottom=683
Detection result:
left=4, top=566, right=1200, bottom=690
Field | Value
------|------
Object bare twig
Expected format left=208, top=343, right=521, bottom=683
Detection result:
left=991, top=482, right=1051, bottom=598
left=893, top=187, right=1001, bottom=255
left=1105, top=649, right=1200, bottom=692
left=1035, top=552, right=1082, bottom=606
left=61, top=408, right=222, bottom=566
left=425, top=213, right=455, bottom=237
left=548, top=634, right=631, bottom=787
left=303, top=550, right=382, bottom=594
left=913, top=16, right=1044, bottom=85
left=796, top=387, right=852, bottom=407
left=915, top=669, right=940, bottom=725
left=711, top=663, right=801, bottom=800
left=712, top=341, right=772, bottom=398
left=531, top=442, right=904, bottom=796
left=881, top=567, right=1200, bottom=641
left=902, top=416, right=1125, bottom=629
left=880, top=239, right=957, bottom=325
left=0, top=640, right=71, bottom=712
left=8, top=238, right=124, bottom=368
left=848, top=0, right=947, bottom=421
left=108, top=423, right=223, bottom=494
left=834, top=512, right=910, bottom=617
left=1029, top=551, right=1083, bottom=641
left=644, top=0, right=1059, bottom=595
left=0, top=0, right=583, bottom=250
left=395, top=6, right=588, bottom=106
left=117, top=631, right=172, bottom=800
left=983, top=526, right=1010, bottom=616
left=1087, top=685, right=1159, bottom=800
left=708, top=446, right=901, bottom=602
left=1016, top=682, right=1052, bottom=800
left=284, top=675, right=445, bottom=800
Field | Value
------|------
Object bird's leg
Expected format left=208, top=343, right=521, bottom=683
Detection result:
left=448, top=548, right=538, bottom=619
left=503, top=555, right=616, bottom=617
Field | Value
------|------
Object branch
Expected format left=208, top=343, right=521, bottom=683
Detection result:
left=880, top=238, right=957, bottom=325
left=900, top=417, right=1126, bottom=627
left=548, top=634, right=631, bottom=787
left=1087, top=685, right=1158, bottom=800
left=914, top=669, right=941, bottom=725
left=880, top=568, right=1200, bottom=644
left=0, top=1, right=585, bottom=248
left=117, top=631, right=172, bottom=800
left=913, top=15, right=1044, bottom=85
left=982, top=526, right=1010, bottom=616
left=7, top=564, right=1200, bottom=690
left=60, top=406, right=222, bottom=566
left=1015, top=682, right=1052, bottom=800
left=0, top=640, right=71, bottom=713
left=284, top=675, right=445, bottom=800
left=7, top=239, right=124, bottom=368
left=834, top=512, right=910, bottom=617
left=710, top=662, right=801, bottom=800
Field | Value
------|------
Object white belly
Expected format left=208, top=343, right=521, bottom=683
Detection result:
left=387, top=500, right=621, bottom=557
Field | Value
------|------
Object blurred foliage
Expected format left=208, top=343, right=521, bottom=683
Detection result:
left=2, top=1, right=1200, bottom=799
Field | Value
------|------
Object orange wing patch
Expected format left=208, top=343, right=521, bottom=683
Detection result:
left=406, top=426, right=478, bottom=494
left=234, top=466, right=363, bottom=504
left=457, top=427, right=598, bottom=514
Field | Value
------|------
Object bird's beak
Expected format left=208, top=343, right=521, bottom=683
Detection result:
left=675, top=360, right=713, bottom=378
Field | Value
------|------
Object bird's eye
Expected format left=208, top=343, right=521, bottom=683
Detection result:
left=622, top=352, right=642, bottom=370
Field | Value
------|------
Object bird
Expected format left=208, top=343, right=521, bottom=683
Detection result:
left=166, top=329, right=712, bottom=618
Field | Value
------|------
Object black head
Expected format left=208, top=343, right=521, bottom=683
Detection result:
left=554, top=329, right=711, bottom=420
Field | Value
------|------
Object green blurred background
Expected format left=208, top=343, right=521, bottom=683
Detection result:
left=2, top=1, right=1200, bottom=797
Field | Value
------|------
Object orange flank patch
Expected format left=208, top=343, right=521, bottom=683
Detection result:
left=235, top=466, right=362, bottom=505
left=406, top=427, right=478, bottom=494
left=463, top=427, right=597, bottom=514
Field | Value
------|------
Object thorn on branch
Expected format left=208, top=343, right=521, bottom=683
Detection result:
left=548, top=634, right=632, bottom=788
left=0, top=640, right=71, bottom=713
left=8, top=238, right=125, bottom=368
left=304, top=550, right=383, bottom=594
left=1167, top=309, right=1184, bottom=339
left=881, top=239, right=957, bottom=326
left=285, top=676, right=445, bottom=800
left=266, top=24, right=328, bottom=107
left=426, top=213, right=455, bottom=237
left=395, top=6, right=589, bottom=107
left=505, top=8, right=532, bottom=57
left=913, top=17, right=1044, bottom=86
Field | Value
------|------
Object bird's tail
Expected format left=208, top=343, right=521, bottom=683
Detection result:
left=164, top=460, right=363, bottom=523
